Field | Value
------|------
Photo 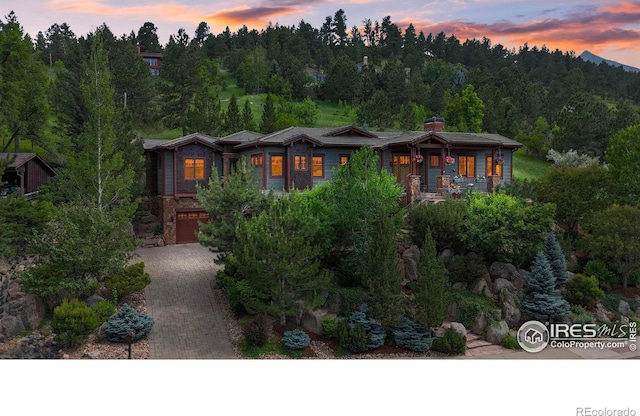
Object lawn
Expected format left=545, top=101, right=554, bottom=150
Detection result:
left=512, top=151, right=551, bottom=181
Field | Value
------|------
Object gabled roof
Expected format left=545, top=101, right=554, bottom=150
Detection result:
left=143, top=133, right=221, bottom=151
left=0, top=153, right=56, bottom=175
left=216, top=130, right=264, bottom=145
left=433, top=132, right=522, bottom=148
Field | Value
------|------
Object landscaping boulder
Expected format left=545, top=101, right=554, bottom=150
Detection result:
left=1, top=315, right=25, bottom=339
left=450, top=322, right=467, bottom=338
left=471, top=312, right=488, bottom=336
left=595, top=303, right=615, bottom=323
left=493, top=278, right=516, bottom=294
left=472, top=278, right=492, bottom=299
left=8, top=294, right=45, bottom=330
left=439, top=249, right=454, bottom=263
left=489, top=262, right=519, bottom=281
left=500, top=289, right=521, bottom=327
left=618, top=300, right=632, bottom=317
left=85, top=295, right=105, bottom=308
left=403, top=257, right=418, bottom=282
left=300, top=309, right=326, bottom=335
left=402, top=245, right=421, bottom=263
left=485, top=320, right=509, bottom=345
left=452, top=282, right=467, bottom=291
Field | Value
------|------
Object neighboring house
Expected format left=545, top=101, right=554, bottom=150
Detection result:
left=137, top=44, right=162, bottom=76
left=356, top=56, right=383, bottom=74
left=303, top=65, right=326, bottom=84
left=143, top=121, right=522, bottom=244
left=0, top=153, right=57, bottom=199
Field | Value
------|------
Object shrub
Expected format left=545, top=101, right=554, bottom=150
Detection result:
left=432, top=328, right=467, bottom=355
left=569, top=305, right=596, bottom=325
left=501, top=334, right=521, bottom=350
left=104, top=262, right=151, bottom=298
left=584, top=260, right=620, bottom=290
left=92, top=300, right=117, bottom=323
left=51, top=298, right=99, bottom=344
left=336, top=320, right=368, bottom=353
left=450, top=290, right=499, bottom=329
left=281, top=328, right=311, bottom=350
left=321, top=316, right=338, bottom=339
left=104, top=303, right=154, bottom=342
left=406, top=200, right=467, bottom=252
left=347, top=304, right=386, bottom=349
left=602, top=294, right=638, bottom=316
left=243, top=319, right=267, bottom=347
left=445, top=252, right=486, bottom=285
left=565, top=274, right=605, bottom=307
left=326, top=285, right=367, bottom=316
left=391, top=317, right=434, bottom=352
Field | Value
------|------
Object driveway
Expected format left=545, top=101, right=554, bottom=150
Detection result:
left=138, top=243, right=237, bottom=359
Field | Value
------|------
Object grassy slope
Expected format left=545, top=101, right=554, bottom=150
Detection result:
left=512, top=151, right=551, bottom=181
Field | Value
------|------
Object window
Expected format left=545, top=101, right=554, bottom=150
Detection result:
left=250, top=154, right=263, bottom=167
left=294, top=155, right=308, bottom=170
left=312, top=156, right=324, bottom=177
left=339, top=155, right=350, bottom=166
left=270, top=155, right=283, bottom=177
left=430, top=155, right=440, bottom=167
left=458, top=155, right=475, bottom=177
left=394, top=155, right=411, bottom=166
left=185, top=158, right=205, bottom=179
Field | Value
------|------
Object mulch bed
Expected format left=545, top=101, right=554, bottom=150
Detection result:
left=611, top=287, right=640, bottom=299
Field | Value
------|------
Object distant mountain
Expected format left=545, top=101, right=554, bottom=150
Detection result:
left=579, top=50, right=640, bottom=73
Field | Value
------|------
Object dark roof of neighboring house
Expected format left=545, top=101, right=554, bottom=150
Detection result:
left=143, top=126, right=523, bottom=152
left=0, top=153, right=56, bottom=174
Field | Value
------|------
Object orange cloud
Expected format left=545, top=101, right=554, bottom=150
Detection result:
left=206, top=6, right=304, bottom=28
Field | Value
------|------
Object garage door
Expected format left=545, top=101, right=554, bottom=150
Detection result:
left=176, top=211, right=209, bottom=244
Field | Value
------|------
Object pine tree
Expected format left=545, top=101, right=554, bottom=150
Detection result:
left=260, top=93, right=277, bottom=133
left=521, top=252, right=570, bottom=323
left=362, top=213, right=405, bottom=328
left=224, top=94, right=242, bottom=134
left=241, top=98, right=256, bottom=131
left=543, top=232, right=568, bottom=286
left=413, top=227, right=449, bottom=328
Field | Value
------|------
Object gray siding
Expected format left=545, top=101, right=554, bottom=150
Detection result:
left=164, top=151, right=174, bottom=195
left=265, top=147, right=286, bottom=191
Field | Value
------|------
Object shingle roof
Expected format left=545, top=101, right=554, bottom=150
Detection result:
left=143, top=127, right=523, bottom=152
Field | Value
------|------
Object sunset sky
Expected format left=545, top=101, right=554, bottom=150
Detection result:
left=3, top=0, right=640, bottom=68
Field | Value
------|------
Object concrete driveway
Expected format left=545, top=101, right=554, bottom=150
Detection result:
left=137, top=243, right=237, bottom=359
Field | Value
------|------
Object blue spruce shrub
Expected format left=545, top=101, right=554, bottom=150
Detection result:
left=521, top=252, right=570, bottom=323
left=104, top=303, right=154, bottom=342
left=392, top=317, right=434, bottom=352
left=348, top=304, right=386, bottom=349
left=281, top=328, right=311, bottom=350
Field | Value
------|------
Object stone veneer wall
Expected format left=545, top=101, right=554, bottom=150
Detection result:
left=161, top=196, right=203, bottom=245
left=436, top=175, right=451, bottom=196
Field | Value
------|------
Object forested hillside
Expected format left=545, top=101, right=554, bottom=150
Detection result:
left=3, top=8, right=640, bottom=164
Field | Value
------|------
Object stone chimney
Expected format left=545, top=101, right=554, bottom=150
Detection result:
left=363, top=55, right=368, bottom=66
left=424, top=117, right=445, bottom=132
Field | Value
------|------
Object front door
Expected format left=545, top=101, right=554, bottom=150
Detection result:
left=176, top=211, right=209, bottom=244
left=392, top=154, right=411, bottom=186
left=289, top=142, right=313, bottom=190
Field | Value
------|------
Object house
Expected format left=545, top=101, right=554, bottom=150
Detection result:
left=137, top=44, right=162, bottom=76
left=356, top=56, right=383, bottom=74
left=143, top=121, right=522, bottom=244
left=303, top=65, right=326, bottom=84
left=0, top=153, right=57, bottom=199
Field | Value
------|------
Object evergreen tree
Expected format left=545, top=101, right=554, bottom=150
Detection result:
left=356, top=89, right=392, bottom=130
left=196, top=158, right=270, bottom=260
left=235, top=191, right=330, bottom=325
left=413, top=228, right=449, bottom=328
left=399, top=103, right=418, bottom=130
left=362, top=212, right=405, bottom=328
left=543, top=232, right=568, bottom=286
left=224, top=94, right=242, bottom=134
left=241, top=99, right=256, bottom=131
left=185, top=91, right=222, bottom=136
left=521, top=252, right=570, bottom=323
left=260, top=94, right=277, bottom=133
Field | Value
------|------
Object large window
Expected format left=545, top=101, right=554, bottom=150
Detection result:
left=312, top=156, right=324, bottom=177
left=270, top=155, right=283, bottom=177
left=185, top=158, right=205, bottom=179
left=458, top=155, right=475, bottom=177
left=294, top=155, right=308, bottom=170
